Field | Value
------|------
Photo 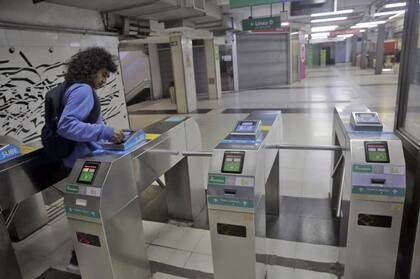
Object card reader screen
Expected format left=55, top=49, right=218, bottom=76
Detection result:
left=355, top=113, right=380, bottom=124
left=77, top=162, right=100, bottom=184
left=234, top=121, right=258, bottom=133
left=222, top=151, right=245, bottom=173
left=365, top=142, right=390, bottom=163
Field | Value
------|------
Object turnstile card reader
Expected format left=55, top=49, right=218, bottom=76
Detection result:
left=208, top=111, right=282, bottom=279
left=230, top=120, right=262, bottom=140
left=102, top=130, right=146, bottom=151
left=350, top=111, right=383, bottom=131
left=0, top=143, right=21, bottom=162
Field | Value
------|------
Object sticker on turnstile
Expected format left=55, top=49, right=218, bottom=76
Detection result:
left=76, top=232, right=101, bottom=247
left=208, top=174, right=255, bottom=187
left=65, top=206, right=100, bottom=219
left=352, top=185, right=406, bottom=197
left=66, top=184, right=101, bottom=197
left=146, top=133, right=160, bottom=140
left=207, top=196, right=254, bottom=208
left=165, top=116, right=187, bottom=122
left=260, top=125, right=272, bottom=132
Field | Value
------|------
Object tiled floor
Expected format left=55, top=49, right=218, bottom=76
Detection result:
left=15, top=64, right=400, bottom=278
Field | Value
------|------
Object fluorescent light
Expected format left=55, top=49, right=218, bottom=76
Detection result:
left=304, top=34, right=309, bottom=38
left=352, top=20, right=386, bottom=28
left=374, top=10, right=405, bottom=16
left=311, top=9, right=354, bottom=17
left=281, top=22, right=290, bottom=26
left=359, top=29, right=366, bottom=32
left=382, top=68, right=393, bottom=72
left=291, top=32, right=298, bottom=35
left=389, top=12, right=405, bottom=20
left=385, top=2, right=406, bottom=8
left=311, top=17, right=348, bottom=23
left=311, top=32, right=330, bottom=38
left=311, top=25, right=338, bottom=32
left=337, top=34, right=354, bottom=38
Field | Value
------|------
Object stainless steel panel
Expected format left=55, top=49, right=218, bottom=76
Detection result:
left=411, top=214, right=420, bottom=278
left=0, top=218, right=22, bottom=279
left=346, top=199, right=403, bottom=279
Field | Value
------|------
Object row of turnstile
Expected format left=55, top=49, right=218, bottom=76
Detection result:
left=0, top=106, right=417, bottom=279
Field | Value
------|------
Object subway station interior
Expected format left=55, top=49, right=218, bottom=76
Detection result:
left=1, top=0, right=420, bottom=278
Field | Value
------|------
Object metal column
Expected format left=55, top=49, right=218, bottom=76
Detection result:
left=361, top=31, right=368, bottom=69
left=170, top=35, right=197, bottom=113
left=375, top=24, right=386, bottom=75
left=204, top=39, right=222, bottom=100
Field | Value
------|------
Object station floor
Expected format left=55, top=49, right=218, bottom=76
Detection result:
left=17, top=64, right=400, bottom=279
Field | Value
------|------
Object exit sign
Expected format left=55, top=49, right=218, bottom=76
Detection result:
left=242, top=16, right=284, bottom=32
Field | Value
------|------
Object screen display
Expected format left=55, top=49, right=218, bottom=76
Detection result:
left=235, top=121, right=257, bottom=133
left=222, top=152, right=245, bottom=173
left=355, top=113, right=380, bottom=124
left=77, top=162, right=100, bottom=184
left=365, top=142, right=390, bottom=163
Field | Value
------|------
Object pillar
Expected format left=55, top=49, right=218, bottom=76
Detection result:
left=148, top=44, right=163, bottom=99
left=375, top=24, right=386, bottom=75
left=204, top=39, right=222, bottom=100
left=232, top=33, right=239, bottom=92
left=360, top=31, right=368, bottom=69
left=170, top=35, right=197, bottom=113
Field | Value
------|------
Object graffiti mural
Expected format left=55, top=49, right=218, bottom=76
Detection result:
left=0, top=30, right=129, bottom=143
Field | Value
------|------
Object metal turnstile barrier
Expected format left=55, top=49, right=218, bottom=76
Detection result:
left=63, top=116, right=206, bottom=279
left=331, top=105, right=406, bottom=279
left=207, top=111, right=282, bottom=279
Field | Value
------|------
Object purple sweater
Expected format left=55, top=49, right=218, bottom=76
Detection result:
left=57, top=83, right=114, bottom=168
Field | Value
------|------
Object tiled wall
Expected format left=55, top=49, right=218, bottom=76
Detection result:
left=0, top=28, right=129, bottom=143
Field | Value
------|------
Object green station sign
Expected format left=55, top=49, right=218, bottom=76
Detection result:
left=242, top=16, right=281, bottom=32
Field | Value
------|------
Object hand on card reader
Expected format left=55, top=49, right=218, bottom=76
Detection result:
left=102, top=129, right=146, bottom=151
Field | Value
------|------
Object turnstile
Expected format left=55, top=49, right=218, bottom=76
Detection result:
left=63, top=116, right=205, bottom=279
left=331, top=106, right=406, bottom=279
left=207, top=111, right=282, bottom=279
left=0, top=136, right=67, bottom=279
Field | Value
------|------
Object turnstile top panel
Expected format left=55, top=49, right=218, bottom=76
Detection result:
left=216, top=111, right=281, bottom=150
left=0, top=137, right=43, bottom=172
left=82, top=116, right=191, bottom=163
left=334, top=105, right=396, bottom=140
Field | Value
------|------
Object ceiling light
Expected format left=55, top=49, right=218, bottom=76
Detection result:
left=359, top=29, right=366, bottom=32
left=352, top=20, right=386, bottom=28
left=311, top=17, right=348, bottom=23
left=291, top=32, right=298, bottom=35
left=389, top=12, right=405, bottom=20
left=311, top=25, right=339, bottom=32
left=384, top=2, right=406, bottom=8
left=281, top=22, right=290, bottom=26
left=382, top=68, right=393, bottom=72
left=337, top=34, right=354, bottom=38
left=311, top=9, right=354, bottom=17
left=311, top=32, right=330, bottom=38
left=374, top=10, right=405, bottom=16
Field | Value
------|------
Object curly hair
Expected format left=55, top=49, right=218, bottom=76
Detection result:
left=64, top=47, right=118, bottom=86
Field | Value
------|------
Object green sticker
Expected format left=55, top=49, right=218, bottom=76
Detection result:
left=65, top=206, right=100, bottom=219
left=352, top=186, right=405, bottom=197
left=66, top=184, right=79, bottom=194
left=208, top=175, right=226, bottom=184
left=353, top=164, right=373, bottom=173
left=208, top=196, right=254, bottom=208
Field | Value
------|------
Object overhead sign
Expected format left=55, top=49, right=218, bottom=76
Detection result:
left=230, top=0, right=287, bottom=9
left=330, top=29, right=360, bottom=37
left=242, top=16, right=289, bottom=33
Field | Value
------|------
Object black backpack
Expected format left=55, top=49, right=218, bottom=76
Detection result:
left=41, top=82, right=101, bottom=161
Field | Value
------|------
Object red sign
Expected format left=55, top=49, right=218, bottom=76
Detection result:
left=330, top=29, right=360, bottom=37
left=384, top=40, right=396, bottom=55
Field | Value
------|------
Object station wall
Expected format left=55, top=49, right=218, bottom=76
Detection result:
left=0, top=28, right=130, bottom=143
